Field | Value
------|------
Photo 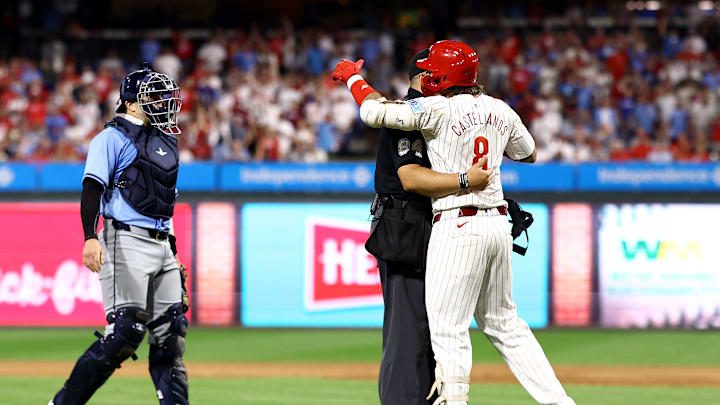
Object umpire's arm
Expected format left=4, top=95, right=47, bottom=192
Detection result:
left=397, top=161, right=491, bottom=198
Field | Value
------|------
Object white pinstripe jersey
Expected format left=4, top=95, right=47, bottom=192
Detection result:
left=404, top=94, right=535, bottom=212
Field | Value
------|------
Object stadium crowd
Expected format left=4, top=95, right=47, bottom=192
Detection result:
left=1, top=20, right=720, bottom=163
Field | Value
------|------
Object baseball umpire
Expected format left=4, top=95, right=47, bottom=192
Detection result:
left=365, top=49, right=492, bottom=405
left=50, top=62, right=189, bottom=405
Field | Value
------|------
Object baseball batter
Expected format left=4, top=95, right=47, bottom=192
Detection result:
left=50, top=63, right=189, bottom=405
left=333, top=41, right=575, bottom=405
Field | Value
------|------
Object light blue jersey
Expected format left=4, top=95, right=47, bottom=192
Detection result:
left=83, top=121, right=175, bottom=232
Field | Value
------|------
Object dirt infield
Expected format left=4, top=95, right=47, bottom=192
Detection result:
left=2, top=361, right=719, bottom=387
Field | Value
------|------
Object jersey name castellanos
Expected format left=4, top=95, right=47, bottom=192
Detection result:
left=360, top=94, right=535, bottom=212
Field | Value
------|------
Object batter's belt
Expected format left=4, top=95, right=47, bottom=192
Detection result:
left=432, top=206, right=507, bottom=224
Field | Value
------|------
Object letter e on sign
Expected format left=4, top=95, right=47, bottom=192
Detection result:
left=305, top=217, right=381, bottom=311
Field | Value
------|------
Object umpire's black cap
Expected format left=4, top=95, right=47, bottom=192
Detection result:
left=408, top=48, right=430, bottom=79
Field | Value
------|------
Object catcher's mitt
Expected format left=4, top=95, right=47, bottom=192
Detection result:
left=179, top=263, right=189, bottom=313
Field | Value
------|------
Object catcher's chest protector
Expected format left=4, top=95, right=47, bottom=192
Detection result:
left=107, top=117, right=179, bottom=220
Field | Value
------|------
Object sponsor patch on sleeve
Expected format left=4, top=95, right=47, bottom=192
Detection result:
left=398, top=138, right=411, bottom=156
left=406, top=99, right=425, bottom=114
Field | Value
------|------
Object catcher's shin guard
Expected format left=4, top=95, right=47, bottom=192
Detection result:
left=148, top=303, right=189, bottom=405
left=51, top=307, right=149, bottom=405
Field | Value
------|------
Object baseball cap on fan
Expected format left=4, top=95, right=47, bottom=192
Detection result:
left=408, top=48, right=430, bottom=79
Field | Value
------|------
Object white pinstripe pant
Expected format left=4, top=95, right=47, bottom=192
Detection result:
left=425, top=209, right=574, bottom=405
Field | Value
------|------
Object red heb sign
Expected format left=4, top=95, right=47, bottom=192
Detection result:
left=304, top=218, right=382, bottom=311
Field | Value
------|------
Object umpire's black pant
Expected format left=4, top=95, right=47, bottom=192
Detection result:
left=378, top=258, right=436, bottom=405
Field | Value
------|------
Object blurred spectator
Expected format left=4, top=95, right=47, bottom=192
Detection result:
left=100, top=50, right=124, bottom=72
left=509, top=56, right=532, bottom=95
left=648, top=126, right=674, bottom=162
left=609, top=138, right=632, bottom=161
left=633, top=91, right=657, bottom=134
left=154, top=46, right=182, bottom=80
left=595, top=97, right=619, bottom=134
left=629, top=130, right=653, bottom=160
left=140, top=35, right=161, bottom=64
left=40, top=39, right=66, bottom=77
left=173, top=33, right=195, bottom=62
left=197, top=34, right=228, bottom=73
left=65, top=87, right=99, bottom=143
left=692, top=135, right=710, bottom=161
left=45, top=102, right=68, bottom=143
left=672, top=134, right=694, bottom=160
left=669, top=102, right=689, bottom=139
left=663, top=29, right=682, bottom=58
left=656, top=83, right=677, bottom=123
left=690, top=88, right=717, bottom=134
left=305, top=39, right=327, bottom=76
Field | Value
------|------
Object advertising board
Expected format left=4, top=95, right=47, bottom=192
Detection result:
left=241, top=203, right=549, bottom=328
left=598, top=204, right=720, bottom=328
left=0, top=203, right=193, bottom=326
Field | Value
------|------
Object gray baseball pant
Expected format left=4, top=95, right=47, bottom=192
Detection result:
left=99, top=218, right=182, bottom=345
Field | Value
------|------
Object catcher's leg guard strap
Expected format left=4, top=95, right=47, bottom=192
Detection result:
left=149, top=303, right=189, bottom=405
left=50, top=306, right=149, bottom=405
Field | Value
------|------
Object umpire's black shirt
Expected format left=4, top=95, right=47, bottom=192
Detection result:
left=374, top=88, right=431, bottom=207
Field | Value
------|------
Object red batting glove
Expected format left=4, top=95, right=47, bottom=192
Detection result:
left=332, top=59, right=365, bottom=83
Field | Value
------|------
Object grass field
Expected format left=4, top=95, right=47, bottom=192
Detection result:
left=1, top=328, right=719, bottom=404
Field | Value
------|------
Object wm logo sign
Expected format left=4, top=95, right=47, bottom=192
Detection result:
left=621, top=241, right=701, bottom=260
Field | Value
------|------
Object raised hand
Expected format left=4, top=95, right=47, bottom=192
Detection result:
left=332, top=59, right=365, bottom=83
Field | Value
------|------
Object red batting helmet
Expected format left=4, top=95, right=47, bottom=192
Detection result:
left=416, top=40, right=479, bottom=96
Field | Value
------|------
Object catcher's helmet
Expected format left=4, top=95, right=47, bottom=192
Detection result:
left=116, top=62, right=152, bottom=113
left=416, top=40, right=479, bottom=96
left=116, top=62, right=182, bottom=135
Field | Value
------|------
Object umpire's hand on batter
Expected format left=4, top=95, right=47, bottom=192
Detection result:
left=467, top=156, right=493, bottom=191
left=83, top=238, right=104, bottom=273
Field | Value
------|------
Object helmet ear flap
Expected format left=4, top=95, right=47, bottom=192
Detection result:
left=421, top=72, right=453, bottom=96
left=421, top=73, right=437, bottom=96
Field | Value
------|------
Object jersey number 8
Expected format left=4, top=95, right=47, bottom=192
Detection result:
left=473, top=136, right=489, bottom=170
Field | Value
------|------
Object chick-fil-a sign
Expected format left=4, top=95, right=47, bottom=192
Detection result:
left=0, top=202, right=192, bottom=326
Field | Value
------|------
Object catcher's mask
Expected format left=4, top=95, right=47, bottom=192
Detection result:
left=137, top=71, right=182, bottom=135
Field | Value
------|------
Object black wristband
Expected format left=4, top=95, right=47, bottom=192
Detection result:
left=168, top=234, right=177, bottom=255
left=458, top=172, right=469, bottom=189
left=85, top=234, right=98, bottom=241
